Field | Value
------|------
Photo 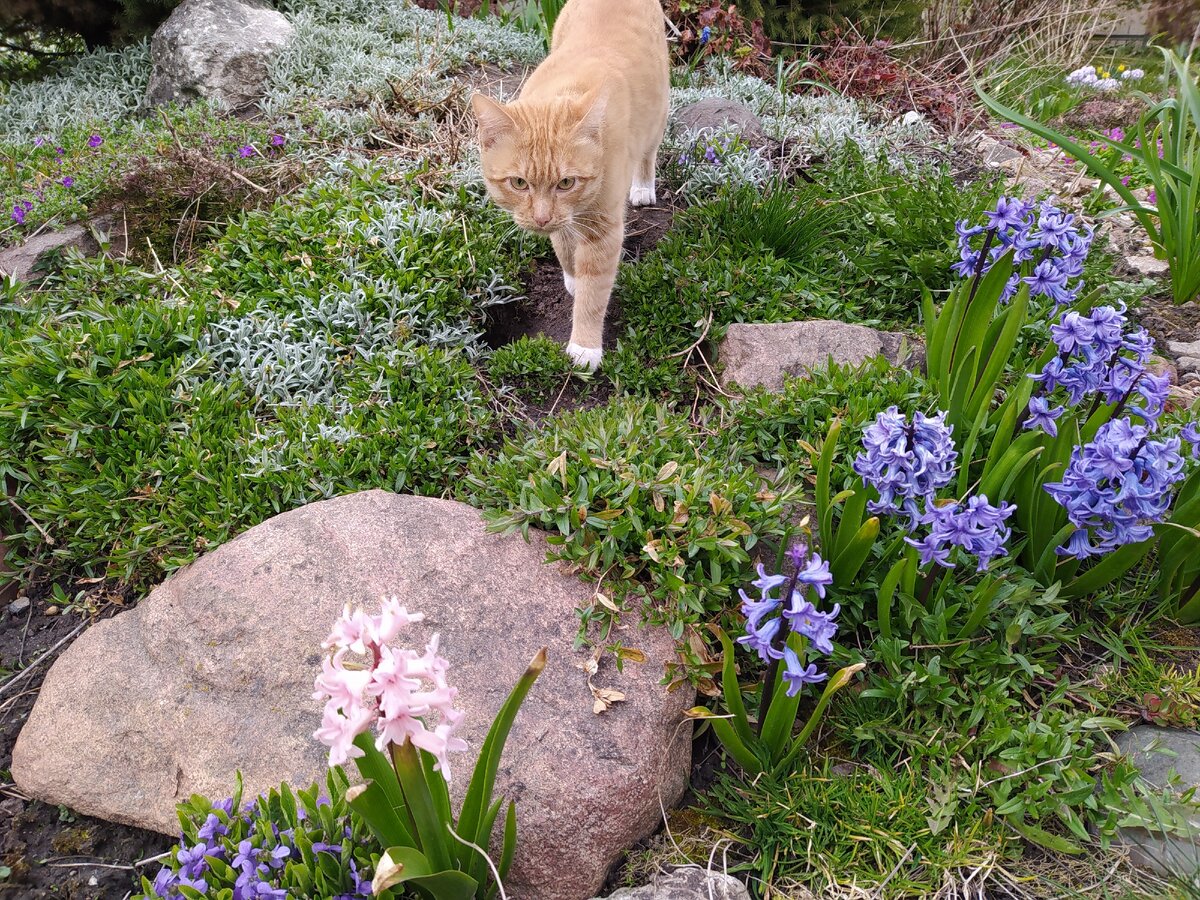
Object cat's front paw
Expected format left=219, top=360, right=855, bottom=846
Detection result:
left=563, top=272, right=576, bottom=296
left=628, top=182, right=656, bottom=207
left=566, top=342, right=603, bottom=371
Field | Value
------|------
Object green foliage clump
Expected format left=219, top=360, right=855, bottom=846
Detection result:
left=0, top=164, right=525, bottom=590
left=464, top=398, right=795, bottom=634
left=717, top=357, right=930, bottom=473
left=609, top=160, right=1001, bottom=396
left=741, top=0, right=926, bottom=44
left=487, top=336, right=573, bottom=400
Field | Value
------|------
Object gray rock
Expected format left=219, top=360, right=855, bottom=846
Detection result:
left=12, top=490, right=693, bottom=900
left=1127, top=255, right=1170, bottom=278
left=1113, top=726, right=1200, bottom=876
left=1169, top=340, right=1200, bottom=358
left=1177, top=356, right=1200, bottom=376
left=674, top=99, right=765, bottom=144
left=145, top=0, right=294, bottom=110
left=974, top=133, right=1023, bottom=168
left=0, top=222, right=99, bottom=283
left=718, top=320, right=919, bottom=393
left=600, top=867, right=750, bottom=900
left=7, top=596, right=30, bottom=616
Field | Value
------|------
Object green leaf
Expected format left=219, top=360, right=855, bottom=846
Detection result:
left=830, top=515, right=879, bottom=585
left=711, top=625, right=755, bottom=747
left=876, top=556, right=907, bottom=642
left=392, top=737, right=452, bottom=869
left=774, top=663, right=866, bottom=774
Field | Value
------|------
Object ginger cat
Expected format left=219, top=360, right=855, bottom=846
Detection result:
left=470, top=0, right=669, bottom=370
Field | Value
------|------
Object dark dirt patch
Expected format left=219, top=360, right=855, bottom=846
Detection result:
left=483, top=199, right=677, bottom=351
left=1, top=597, right=171, bottom=899
left=1135, top=294, right=1200, bottom=347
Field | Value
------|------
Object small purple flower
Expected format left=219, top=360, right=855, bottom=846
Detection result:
left=152, top=867, right=179, bottom=898
left=781, top=646, right=827, bottom=697
left=1183, top=422, right=1200, bottom=459
left=176, top=842, right=210, bottom=879
left=703, top=144, right=719, bottom=164
left=238, top=145, right=255, bottom=158
left=984, top=196, right=1033, bottom=231
left=1024, top=395, right=1064, bottom=437
left=87, top=134, right=103, bottom=148
left=270, top=134, right=286, bottom=146
left=60, top=176, right=75, bottom=188
left=700, top=25, right=711, bottom=44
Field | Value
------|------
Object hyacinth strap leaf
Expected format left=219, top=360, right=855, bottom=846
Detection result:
left=372, top=846, right=479, bottom=899
left=496, top=802, right=518, bottom=890
left=816, top=417, right=842, bottom=551
left=710, top=624, right=755, bottom=748
left=876, top=556, right=907, bottom=641
left=391, top=739, right=452, bottom=869
left=829, top=514, right=880, bottom=585
left=832, top=485, right=870, bottom=561
left=455, top=647, right=547, bottom=884
left=705, top=709, right=765, bottom=774
left=773, top=663, right=866, bottom=775
left=350, top=733, right=418, bottom=846
left=1060, top=540, right=1155, bottom=599
left=758, top=632, right=808, bottom=758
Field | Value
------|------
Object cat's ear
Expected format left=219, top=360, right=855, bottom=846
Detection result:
left=572, top=83, right=609, bottom=145
left=471, top=93, right=516, bottom=149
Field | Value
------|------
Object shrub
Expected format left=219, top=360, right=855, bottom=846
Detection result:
left=741, top=0, right=926, bottom=44
left=464, top=398, right=795, bottom=635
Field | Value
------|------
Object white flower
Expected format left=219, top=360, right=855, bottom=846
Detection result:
left=1122, top=68, right=1144, bottom=81
left=1095, top=78, right=1121, bottom=92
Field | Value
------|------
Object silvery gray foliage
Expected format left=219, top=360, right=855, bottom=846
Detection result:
left=264, top=0, right=542, bottom=115
left=0, top=43, right=152, bottom=141
left=662, top=125, right=773, bottom=200
left=670, top=60, right=936, bottom=160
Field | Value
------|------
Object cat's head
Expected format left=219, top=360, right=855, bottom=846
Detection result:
left=470, top=88, right=607, bottom=236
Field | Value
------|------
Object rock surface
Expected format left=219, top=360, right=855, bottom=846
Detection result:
left=1113, top=726, right=1200, bottom=875
left=145, top=0, right=294, bottom=110
left=674, top=98, right=766, bottom=144
left=12, top=490, right=693, bottom=900
left=598, top=867, right=750, bottom=900
left=718, top=320, right=919, bottom=392
left=0, top=220, right=107, bottom=283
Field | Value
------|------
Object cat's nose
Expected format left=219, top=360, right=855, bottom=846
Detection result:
left=534, top=213, right=552, bottom=228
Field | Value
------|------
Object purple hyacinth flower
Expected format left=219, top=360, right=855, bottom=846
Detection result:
left=781, top=646, right=827, bottom=697
left=1024, top=395, right=1064, bottom=437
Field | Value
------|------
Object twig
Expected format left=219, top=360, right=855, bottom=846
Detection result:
left=0, top=619, right=87, bottom=699
left=44, top=860, right=134, bottom=871
left=666, top=310, right=714, bottom=359
left=5, top=495, right=54, bottom=545
left=446, top=825, right=508, bottom=900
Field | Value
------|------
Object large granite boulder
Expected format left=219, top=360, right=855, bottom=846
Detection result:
left=718, top=320, right=919, bottom=392
left=673, top=98, right=766, bottom=145
left=145, top=0, right=294, bottom=110
left=12, top=490, right=693, bottom=900
left=0, top=216, right=119, bottom=284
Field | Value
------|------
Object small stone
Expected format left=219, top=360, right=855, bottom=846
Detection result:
left=673, top=98, right=766, bottom=144
left=1111, top=726, right=1200, bottom=875
left=1177, top=357, right=1200, bottom=376
left=0, top=222, right=101, bottom=284
left=8, top=596, right=30, bottom=616
left=1169, top=340, right=1200, bottom=358
left=0, top=797, right=24, bottom=818
left=718, top=320, right=919, bottom=393
left=43, top=605, right=59, bottom=617
left=900, top=110, right=924, bottom=127
left=1127, top=256, right=1170, bottom=277
left=597, top=867, right=750, bottom=900
left=87, top=876, right=98, bottom=887
left=145, top=0, right=295, bottom=110
left=974, top=133, right=1022, bottom=168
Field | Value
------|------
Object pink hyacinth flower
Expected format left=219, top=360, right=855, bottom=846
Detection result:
left=314, top=702, right=373, bottom=767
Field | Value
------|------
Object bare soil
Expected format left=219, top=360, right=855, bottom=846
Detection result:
left=483, top=200, right=676, bottom=350
left=1, top=595, right=171, bottom=898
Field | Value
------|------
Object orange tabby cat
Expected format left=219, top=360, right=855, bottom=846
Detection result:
left=470, top=0, right=669, bottom=370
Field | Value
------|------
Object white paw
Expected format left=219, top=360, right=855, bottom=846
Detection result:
left=629, top=181, right=656, bottom=207
left=563, top=272, right=576, bottom=296
left=566, top=342, right=603, bottom=371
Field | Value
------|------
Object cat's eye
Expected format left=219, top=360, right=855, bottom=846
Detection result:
left=556, top=177, right=577, bottom=190
left=509, top=177, right=529, bottom=190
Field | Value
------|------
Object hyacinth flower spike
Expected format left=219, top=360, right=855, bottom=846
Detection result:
left=703, top=543, right=863, bottom=776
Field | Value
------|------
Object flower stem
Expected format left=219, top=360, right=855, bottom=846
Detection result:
left=918, top=565, right=940, bottom=608
left=756, top=565, right=801, bottom=735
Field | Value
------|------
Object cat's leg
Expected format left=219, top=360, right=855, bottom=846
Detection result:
left=565, top=217, right=623, bottom=371
left=551, top=230, right=576, bottom=297
left=629, top=149, right=656, bottom=207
